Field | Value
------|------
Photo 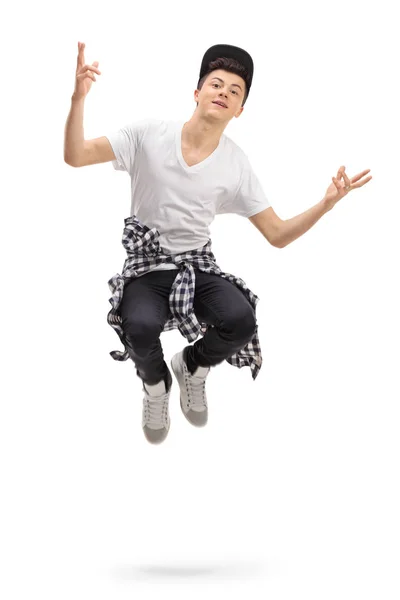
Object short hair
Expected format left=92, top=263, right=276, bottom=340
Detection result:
left=197, top=57, right=250, bottom=107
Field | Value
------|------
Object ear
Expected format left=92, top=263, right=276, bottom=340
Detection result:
left=235, top=106, right=244, bottom=118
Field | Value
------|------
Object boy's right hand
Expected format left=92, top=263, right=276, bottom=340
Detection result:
left=73, top=42, right=101, bottom=100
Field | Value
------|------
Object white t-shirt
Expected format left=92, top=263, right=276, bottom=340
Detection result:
left=105, top=118, right=271, bottom=274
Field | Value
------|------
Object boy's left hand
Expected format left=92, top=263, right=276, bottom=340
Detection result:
left=323, top=166, right=372, bottom=210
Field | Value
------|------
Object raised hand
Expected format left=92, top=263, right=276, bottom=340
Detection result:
left=73, top=42, right=101, bottom=101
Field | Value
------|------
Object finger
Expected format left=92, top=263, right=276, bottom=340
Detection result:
left=77, top=70, right=96, bottom=81
left=337, top=166, right=345, bottom=179
left=78, top=64, right=101, bottom=75
left=77, top=42, right=85, bottom=68
left=350, top=169, right=371, bottom=183
left=342, top=170, right=351, bottom=186
left=333, top=176, right=348, bottom=193
left=349, top=176, right=373, bottom=189
left=87, top=64, right=101, bottom=73
left=77, top=42, right=85, bottom=67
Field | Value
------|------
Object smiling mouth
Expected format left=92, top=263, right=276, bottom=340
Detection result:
left=212, top=102, right=227, bottom=108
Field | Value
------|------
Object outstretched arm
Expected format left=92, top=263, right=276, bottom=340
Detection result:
left=249, top=166, right=372, bottom=248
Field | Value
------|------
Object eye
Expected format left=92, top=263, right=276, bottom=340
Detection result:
left=213, top=83, right=238, bottom=95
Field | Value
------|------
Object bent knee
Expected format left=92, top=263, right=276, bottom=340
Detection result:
left=223, top=308, right=257, bottom=340
left=121, top=315, right=163, bottom=341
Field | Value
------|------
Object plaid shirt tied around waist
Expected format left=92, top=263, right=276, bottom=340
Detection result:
left=107, top=215, right=263, bottom=380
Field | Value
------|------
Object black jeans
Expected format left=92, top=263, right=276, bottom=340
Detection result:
left=119, top=268, right=257, bottom=390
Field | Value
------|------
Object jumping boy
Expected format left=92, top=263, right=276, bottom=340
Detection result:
left=64, top=42, right=372, bottom=445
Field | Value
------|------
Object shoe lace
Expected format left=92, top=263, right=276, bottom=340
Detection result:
left=143, top=391, right=170, bottom=426
left=185, top=372, right=208, bottom=409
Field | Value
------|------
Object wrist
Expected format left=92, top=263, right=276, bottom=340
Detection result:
left=322, top=197, right=335, bottom=213
left=71, top=94, right=86, bottom=103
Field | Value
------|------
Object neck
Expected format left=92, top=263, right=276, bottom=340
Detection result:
left=182, top=113, right=226, bottom=151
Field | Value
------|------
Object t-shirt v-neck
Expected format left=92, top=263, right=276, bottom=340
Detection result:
left=175, top=121, right=224, bottom=173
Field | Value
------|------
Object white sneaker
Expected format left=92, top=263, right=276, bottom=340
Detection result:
left=171, top=348, right=209, bottom=427
left=142, top=377, right=171, bottom=444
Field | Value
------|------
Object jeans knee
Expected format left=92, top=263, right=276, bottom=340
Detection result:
left=241, top=310, right=257, bottom=340
left=223, top=308, right=257, bottom=341
left=122, top=316, right=161, bottom=344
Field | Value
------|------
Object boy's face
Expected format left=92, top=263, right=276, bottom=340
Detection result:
left=194, top=69, right=245, bottom=120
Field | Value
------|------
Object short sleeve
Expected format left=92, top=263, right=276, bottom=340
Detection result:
left=104, top=118, right=153, bottom=173
left=218, top=154, right=271, bottom=218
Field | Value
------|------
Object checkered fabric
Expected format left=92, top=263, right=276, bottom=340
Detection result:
left=107, top=215, right=263, bottom=380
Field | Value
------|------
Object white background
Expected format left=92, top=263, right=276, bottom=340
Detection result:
left=1, top=0, right=399, bottom=598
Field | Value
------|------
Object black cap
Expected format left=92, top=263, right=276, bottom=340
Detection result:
left=198, top=44, right=254, bottom=104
